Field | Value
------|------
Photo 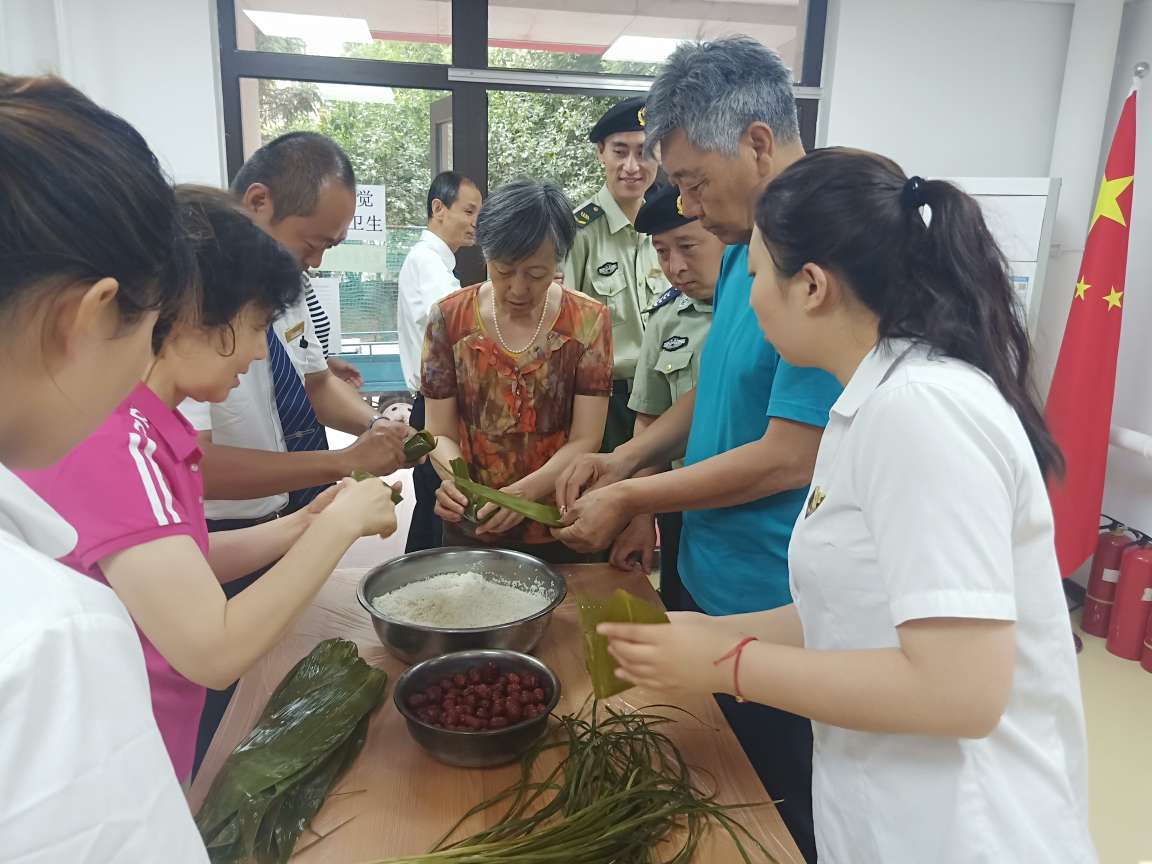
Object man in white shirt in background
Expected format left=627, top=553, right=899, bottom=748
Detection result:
left=398, top=170, right=483, bottom=552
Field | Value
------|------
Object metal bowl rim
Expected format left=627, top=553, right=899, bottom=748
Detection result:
left=357, top=546, right=567, bottom=634
left=393, top=649, right=562, bottom=737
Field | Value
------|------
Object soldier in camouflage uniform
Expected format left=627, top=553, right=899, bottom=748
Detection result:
left=563, top=96, right=666, bottom=452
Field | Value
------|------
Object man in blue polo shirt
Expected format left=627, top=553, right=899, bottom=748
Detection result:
left=553, top=37, right=839, bottom=863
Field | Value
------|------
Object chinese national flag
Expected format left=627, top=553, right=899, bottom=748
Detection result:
left=1046, top=89, right=1137, bottom=576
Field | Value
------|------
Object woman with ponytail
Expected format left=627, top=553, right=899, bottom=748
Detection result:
left=598, top=148, right=1096, bottom=862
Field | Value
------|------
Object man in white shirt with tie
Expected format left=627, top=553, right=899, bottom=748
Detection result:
left=398, top=171, right=483, bottom=551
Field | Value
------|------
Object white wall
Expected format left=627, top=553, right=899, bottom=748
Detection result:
left=1032, top=0, right=1124, bottom=404
left=0, top=0, right=226, bottom=186
left=0, top=0, right=61, bottom=75
left=822, top=0, right=1073, bottom=177
left=821, top=0, right=1152, bottom=560
left=1099, top=0, right=1152, bottom=531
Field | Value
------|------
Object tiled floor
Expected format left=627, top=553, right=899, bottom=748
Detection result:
left=335, top=452, right=1150, bottom=860
left=1075, top=613, right=1152, bottom=864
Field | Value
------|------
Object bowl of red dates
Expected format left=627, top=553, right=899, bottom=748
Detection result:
left=394, top=649, right=561, bottom=768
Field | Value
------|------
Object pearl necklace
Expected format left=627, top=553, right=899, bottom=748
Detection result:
left=490, top=284, right=551, bottom=355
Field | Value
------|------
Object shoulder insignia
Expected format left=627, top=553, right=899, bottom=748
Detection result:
left=645, top=287, right=681, bottom=315
left=573, top=203, right=605, bottom=228
left=661, top=335, right=689, bottom=352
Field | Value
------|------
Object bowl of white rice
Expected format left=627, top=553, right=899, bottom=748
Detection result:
left=357, top=547, right=567, bottom=664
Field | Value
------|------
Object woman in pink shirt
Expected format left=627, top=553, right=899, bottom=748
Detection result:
left=21, top=186, right=399, bottom=782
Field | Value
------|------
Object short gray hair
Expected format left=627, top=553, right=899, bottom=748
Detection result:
left=644, top=36, right=799, bottom=159
left=475, top=179, right=576, bottom=264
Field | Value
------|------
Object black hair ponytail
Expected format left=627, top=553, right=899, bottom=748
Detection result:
left=755, top=147, right=1063, bottom=479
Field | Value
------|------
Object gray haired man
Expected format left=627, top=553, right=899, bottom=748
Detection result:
left=555, top=37, right=843, bottom=862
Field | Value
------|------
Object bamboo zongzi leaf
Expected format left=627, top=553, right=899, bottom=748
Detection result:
left=403, top=429, right=437, bottom=463
left=576, top=589, right=670, bottom=698
left=195, top=639, right=387, bottom=864
left=265, top=713, right=372, bottom=862
left=452, top=473, right=565, bottom=528
left=449, top=458, right=487, bottom=525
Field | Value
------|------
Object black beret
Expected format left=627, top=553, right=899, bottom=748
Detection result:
left=635, top=183, right=696, bottom=236
left=588, top=96, right=647, bottom=143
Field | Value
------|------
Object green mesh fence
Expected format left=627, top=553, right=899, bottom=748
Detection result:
left=315, top=226, right=424, bottom=344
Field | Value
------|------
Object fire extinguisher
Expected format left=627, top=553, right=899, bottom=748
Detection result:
left=1141, top=610, right=1152, bottom=674
left=1106, top=531, right=1152, bottom=660
left=1082, top=519, right=1136, bottom=637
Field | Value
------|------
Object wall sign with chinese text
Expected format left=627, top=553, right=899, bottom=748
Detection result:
left=346, top=185, right=387, bottom=242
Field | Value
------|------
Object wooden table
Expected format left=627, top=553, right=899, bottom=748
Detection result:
left=190, top=565, right=802, bottom=863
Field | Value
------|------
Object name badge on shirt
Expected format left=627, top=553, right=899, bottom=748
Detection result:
left=284, top=322, right=305, bottom=343
left=805, top=486, right=826, bottom=518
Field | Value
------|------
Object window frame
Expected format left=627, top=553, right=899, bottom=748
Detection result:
left=218, top=0, right=829, bottom=284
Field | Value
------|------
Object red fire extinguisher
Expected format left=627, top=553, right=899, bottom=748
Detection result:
left=1107, top=532, right=1152, bottom=660
left=1141, top=610, right=1152, bottom=674
left=1082, top=520, right=1136, bottom=637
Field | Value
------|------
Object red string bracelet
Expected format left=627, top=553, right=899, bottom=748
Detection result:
left=712, top=636, right=759, bottom=702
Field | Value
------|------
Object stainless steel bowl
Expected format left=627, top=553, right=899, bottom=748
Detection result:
left=394, top=649, right=561, bottom=768
left=357, top=547, right=567, bottom=664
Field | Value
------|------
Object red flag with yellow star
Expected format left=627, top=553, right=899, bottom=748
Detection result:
left=1045, top=88, right=1137, bottom=576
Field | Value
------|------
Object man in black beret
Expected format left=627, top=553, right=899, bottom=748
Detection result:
left=563, top=96, right=665, bottom=452
left=608, top=183, right=725, bottom=610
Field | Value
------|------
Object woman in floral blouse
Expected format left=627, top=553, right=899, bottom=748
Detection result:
left=422, top=180, right=612, bottom=562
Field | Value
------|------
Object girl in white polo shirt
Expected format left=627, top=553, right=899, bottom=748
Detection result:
left=600, top=147, right=1096, bottom=863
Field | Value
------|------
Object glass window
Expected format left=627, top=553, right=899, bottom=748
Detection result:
left=241, top=78, right=448, bottom=346
left=235, top=1, right=451, bottom=64
left=488, top=91, right=623, bottom=206
left=487, top=0, right=808, bottom=78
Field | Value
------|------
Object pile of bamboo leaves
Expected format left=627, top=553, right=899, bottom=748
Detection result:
left=368, top=702, right=778, bottom=864
left=195, top=639, right=388, bottom=864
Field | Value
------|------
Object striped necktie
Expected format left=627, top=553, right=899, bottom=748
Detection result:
left=267, top=324, right=329, bottom=511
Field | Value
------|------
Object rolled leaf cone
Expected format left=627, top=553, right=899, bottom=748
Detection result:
left=576, top=589, right=670, bottom=699
left=402, top=429, right=437, bottom=463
